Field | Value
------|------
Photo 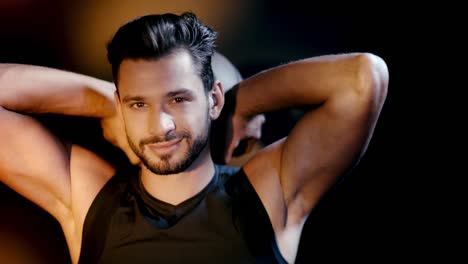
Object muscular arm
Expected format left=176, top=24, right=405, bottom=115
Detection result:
left=238, top=53, right=388, bottom=230
left=0, top=64, right=116, bottom=222
left=0, top=64, right=116, bottom=116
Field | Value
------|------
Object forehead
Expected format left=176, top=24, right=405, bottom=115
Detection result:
left=117, top=50, right=203, bottom=97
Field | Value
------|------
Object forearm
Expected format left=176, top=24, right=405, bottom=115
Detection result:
left=0, top=64, right=116, bottom=118
left=234, top=53, right=385, bottom=117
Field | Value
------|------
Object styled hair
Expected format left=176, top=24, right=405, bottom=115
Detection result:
left=107, top=12, right=218, bottom=92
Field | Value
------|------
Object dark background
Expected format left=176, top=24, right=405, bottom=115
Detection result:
left=0, top=0, right=453, bottom=263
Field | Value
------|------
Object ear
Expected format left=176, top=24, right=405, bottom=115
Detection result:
left=208, top=80, right=224, bottom=120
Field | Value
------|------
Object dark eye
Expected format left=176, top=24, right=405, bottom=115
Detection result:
left=131, top=102, right=147, bottom=109
left=173, top=97, right=185, bottom=103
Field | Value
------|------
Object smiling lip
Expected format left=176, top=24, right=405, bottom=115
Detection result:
left=147, top=138, right=183, bottom=153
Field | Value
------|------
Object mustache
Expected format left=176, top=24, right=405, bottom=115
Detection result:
left=140, top=131, right=190, bottom=146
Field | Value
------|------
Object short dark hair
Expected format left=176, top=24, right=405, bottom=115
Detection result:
left=107, top=12, right=218, bottom=92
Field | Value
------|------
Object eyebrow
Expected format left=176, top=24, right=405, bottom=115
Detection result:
left=166, top=89, right=195, bottom=98
left=122, top=95, right=146, bottom=103
left=121, top=89, right=195, bottom=103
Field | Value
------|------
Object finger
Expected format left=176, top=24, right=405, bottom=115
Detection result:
left=258, top=114, right=266, bottom=124
left=246, top=123, right=262, bottom=139
left=225, top=139, right=239, bottom=164
left=254, top=128, right=262, bottom=139
left=130, top=155, right=141, bottom=165
left=126, top=148, right=140, bottom=165
left=225, top=144, right=234, bottom=164
left=245, top=138, right=258, bottom=153
left=255, top=114, right=265, bottom=138
left=232, top=139, right=250, bottom=157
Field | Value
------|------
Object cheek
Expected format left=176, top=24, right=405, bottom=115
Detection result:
left=122, top=114, right=145, bottom=140
left=186, top=107, right=209, bottom=131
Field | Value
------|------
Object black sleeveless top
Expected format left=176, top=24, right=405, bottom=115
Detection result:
left=78, top=164, right=287, bottom=264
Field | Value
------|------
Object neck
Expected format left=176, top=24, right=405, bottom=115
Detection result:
left=139, top=146, right=215, bottom=206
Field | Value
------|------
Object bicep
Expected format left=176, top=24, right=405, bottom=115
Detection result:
left=0, top=106, right=72, bottom=220
left=281, top=88, right=377, bottom=216
left=245, top=88, right=379, bottom=229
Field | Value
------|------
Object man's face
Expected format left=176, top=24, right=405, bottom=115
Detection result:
left=117, top=51, right=212, bottom=175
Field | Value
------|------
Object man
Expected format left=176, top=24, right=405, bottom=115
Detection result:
left=0, top=12, right=388, bottom=263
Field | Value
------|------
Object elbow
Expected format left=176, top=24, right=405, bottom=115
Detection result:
left=354, top=53, right=389, bottom=107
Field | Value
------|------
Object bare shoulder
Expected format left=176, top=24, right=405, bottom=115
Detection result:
left=69, top=144, right=116, bottom=229
left=242, top=138, right=305, bottom=263
left=0, top=106, right=114, bottom=245
left=242, top=138, right=287, bottom=231
left=62, top=144, right=115, bottom=263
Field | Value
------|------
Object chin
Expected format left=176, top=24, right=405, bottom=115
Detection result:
left=142, top=153, right=190, bottom=175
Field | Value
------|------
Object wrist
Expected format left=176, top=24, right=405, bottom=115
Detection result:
left=83, top=80, right=117, bottom=118
left=226, top=84, right=251, bottom=119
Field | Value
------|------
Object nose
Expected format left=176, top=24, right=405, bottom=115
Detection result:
left=148, top=110, right=175, bottom=136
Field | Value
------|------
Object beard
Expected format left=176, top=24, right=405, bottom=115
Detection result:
left=128, top=116, right=210, bottom=175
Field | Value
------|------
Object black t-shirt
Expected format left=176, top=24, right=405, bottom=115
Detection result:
left=78, top=164, right=287, bottom=264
